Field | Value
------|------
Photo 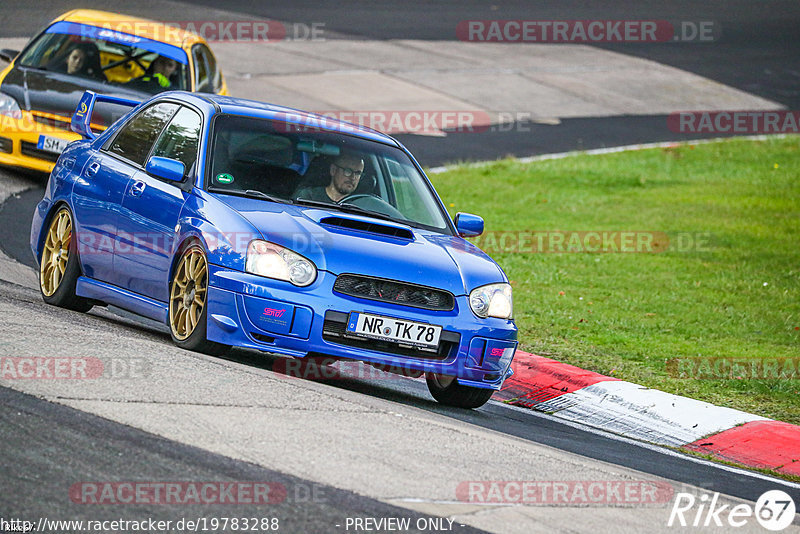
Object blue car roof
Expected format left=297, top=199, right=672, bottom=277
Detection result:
left=200, top=94, right=400, bottom=146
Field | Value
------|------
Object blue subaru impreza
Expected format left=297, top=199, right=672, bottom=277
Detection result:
left=30, top=90, right=517, bottom=408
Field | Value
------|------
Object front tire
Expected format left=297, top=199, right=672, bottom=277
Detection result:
left=39, top=207, right=93, bottom=312
left=169, top=243, right=228, bottom=356
left=426, top=372, right=494, bottom=409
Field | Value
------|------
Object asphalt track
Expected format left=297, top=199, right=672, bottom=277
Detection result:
left=1, top=180, right=799, bottom=531
left=0, top=184, right=792, bottom=507
left=2, top=1, right=800, bottom=532
left=1, top=385, right=485, bottom=534
left=0, top=189, right=792, bottom=506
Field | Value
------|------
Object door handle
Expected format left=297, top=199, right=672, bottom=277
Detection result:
left=129, top=180, right=146, bottom=197
left=86, top=161, right=100, bottom=176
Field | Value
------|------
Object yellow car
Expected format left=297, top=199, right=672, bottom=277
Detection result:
left=0, top=9, right=229, bottom=173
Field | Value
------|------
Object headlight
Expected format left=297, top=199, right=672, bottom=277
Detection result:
left=0, top=92, right=21, bottom=118
left=469, top=283, right=513, bottom=319
left=246, top=240, right=317, bottom=287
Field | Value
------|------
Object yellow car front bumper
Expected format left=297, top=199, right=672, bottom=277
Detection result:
left=0, top=111, right=83, bottom=174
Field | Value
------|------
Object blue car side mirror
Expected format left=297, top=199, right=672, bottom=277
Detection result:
left=454, top=212, right=484, bottom=237
left=146, top=156, right=185, bottom=183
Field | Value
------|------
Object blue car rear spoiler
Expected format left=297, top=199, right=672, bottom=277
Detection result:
left=71, top=90, right=140, bottom=139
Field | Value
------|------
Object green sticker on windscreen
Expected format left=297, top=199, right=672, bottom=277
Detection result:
left=216, top=173, right=234, bottom=184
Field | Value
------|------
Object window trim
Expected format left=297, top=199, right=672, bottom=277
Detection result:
left=103, top=101, right=180, bottom=169
left=101, top=99, right=205, bottom=190
left=191, top=44, right=210, bottom=93
left=202, top=113, right=456, bottom=235
left=145, top=105, right=204, bottom=186
left=191, top=43, right=220, bottom=94
left=18, top=24, right=192, bottom=90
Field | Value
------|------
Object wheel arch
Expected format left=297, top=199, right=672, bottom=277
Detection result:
left=167, top=233, right=207, bottom=287
left=34, top=200, right=74, bottom=264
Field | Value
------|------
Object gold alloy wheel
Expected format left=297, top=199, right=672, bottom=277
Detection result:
left=169, top=246, right=208, bottom=340
left=40, top=209, right=72, bottom=297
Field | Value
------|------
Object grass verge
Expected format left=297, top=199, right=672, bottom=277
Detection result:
left=430, top=136, right=800, bottom=425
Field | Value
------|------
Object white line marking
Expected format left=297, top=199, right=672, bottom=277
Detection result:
left=489, top=400, right=800, bottom=492
left=531, top=380, right=766, bottom=447
left=427, top=134, right=793, bottom=174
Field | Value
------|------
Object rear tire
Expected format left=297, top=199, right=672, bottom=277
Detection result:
left=426, top=372, right=494, bottom=409
left=39, top=207, right=93, bottom=313
left=168, top=243, right=228, bottom=356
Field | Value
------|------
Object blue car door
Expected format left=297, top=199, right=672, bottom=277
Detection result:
left=71, top=151, right=133, bottom=283
left=113, top=105, right=203, bottom=302
left=96, top=101, right=180, bottom=289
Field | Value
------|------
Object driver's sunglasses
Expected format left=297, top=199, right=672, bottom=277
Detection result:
left=334, top=164, right=363, bottom=178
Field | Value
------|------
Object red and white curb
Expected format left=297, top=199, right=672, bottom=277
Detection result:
left=497, top=351, right=800, bottom=477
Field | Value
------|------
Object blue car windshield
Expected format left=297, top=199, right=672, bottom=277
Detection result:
left=17, top=21, right=189, bottom=92
left=207, top=114, right=452, bottom=233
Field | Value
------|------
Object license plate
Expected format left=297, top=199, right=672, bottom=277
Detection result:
left=347, top=312, right=442, bottom=348
left=37, top=135, right=70, bottom=154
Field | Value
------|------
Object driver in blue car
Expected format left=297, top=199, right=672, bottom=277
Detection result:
left=295, top=152, right=365, bottom=203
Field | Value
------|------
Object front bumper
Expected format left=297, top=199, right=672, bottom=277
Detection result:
left=0, top=112, right=81, bottom=173
left=205, top=265, right=518, bottom=390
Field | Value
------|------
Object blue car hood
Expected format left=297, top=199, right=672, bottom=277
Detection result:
left=217, top=196, right=506, bottom=295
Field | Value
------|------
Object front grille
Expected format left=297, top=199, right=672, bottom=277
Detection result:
left=322, top=311, right=459, bottom=360
left=0, top=136, right=11, bottom=154
left=333, top=274, right=455, bottom=311
left=20, top=141, right=59, bottom=163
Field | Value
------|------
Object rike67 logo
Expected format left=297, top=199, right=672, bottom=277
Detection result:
left=668, top=490, right=796, bottom=531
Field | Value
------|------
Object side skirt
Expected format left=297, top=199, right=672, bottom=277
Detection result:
left=75, top=276, right=168, bottom=324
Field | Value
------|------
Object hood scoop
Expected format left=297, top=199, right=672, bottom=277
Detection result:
left=320, top=216, right=414, bottom=240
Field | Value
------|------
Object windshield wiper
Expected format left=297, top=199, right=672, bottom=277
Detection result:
left=208, top=187, right=292, bottom=204
left=245, top=189, right=289, bottom=203
left=293, top=197, right=402, bottom=224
